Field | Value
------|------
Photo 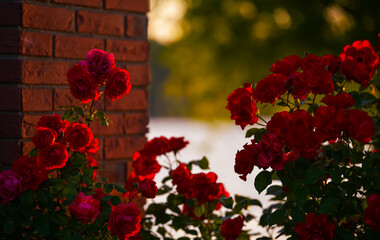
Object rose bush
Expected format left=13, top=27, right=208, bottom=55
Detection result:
left=227, top=35, right=380, bottom=239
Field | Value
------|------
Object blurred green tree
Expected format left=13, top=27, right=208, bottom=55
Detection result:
left=151, top=0, right=380, bottom=118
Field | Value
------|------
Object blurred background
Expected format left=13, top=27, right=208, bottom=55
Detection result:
left=146, top=0, right=379, bottom=237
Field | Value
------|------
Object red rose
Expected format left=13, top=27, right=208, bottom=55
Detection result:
left=64, top=123, right=94, bottom=152
left=300, top=65, right=334, bottom=95
left=0, top=170, right=22, bottom=205
left=86, top=49, right=115, bottom=84
left=190, top=172, right=224, bottom=204
left=141, top=136, right=171, bottom=156
left=132, top=151, right=161, bottom=180
left=85, top=137, right=100, bottom=155
left=343, top=109, right=375, bottom=143
left=168, top=137, right=189, bottom=153
left=226, top=83, right=258, bottom=130
left=315, top=106, right=345, bottom=141
left=285, top=73, right=310, bottom=100
left=39, top=142, right=69, bottom=170
left=32, top=127, right=57, bottom=149
left=221, top=215, right=245, bottom=240
left=93, top=188, right=107, bottom=200
left=86, top=155, right=98, bottom=179
left=321, top=93, right=355, bottom=109
left=364, top=193, right=380, bottom=232
left=67, top=62, right=100, bottom=103
left=253, top=74, right=287, bottom=104
left=69, top=192, right=100, bottom=223
left=37, top=114, right=67, bottom=135
left=270, top=55, right=300, bottom=75
left=124, top=171, right=140, bottom=199
left=11, top=156, right=48, bottom=191
left=283, top=110, right=322, bottom=159
left=172, top=163, right=193, bottom=196
left=266, top=111, right=291, bottom=141
left=140, top=178, right=157, bottom=199
left=235, top=141, right=259, bottom=181
left=105, top=67, right=132, bottom=101
left=108, top=203, right=141, bottom=240
left=340, top=40, right=379, bottom=87
left=320, top=54, right=341, bottom=73
left=295, top=213, right=336, bottom=240
left=300, top=54, right=321, bottom=71
left=256, top=133, right=286, bottom=170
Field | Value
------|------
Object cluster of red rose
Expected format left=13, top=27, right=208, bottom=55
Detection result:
left=0, top=114, right=99, bottom=205
left=227, top=39, right=379, bottom=181
left=67, top=49, right=131, bottom=103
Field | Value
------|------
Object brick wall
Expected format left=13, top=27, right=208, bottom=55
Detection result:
left=0, top=0, right=150, bottom=184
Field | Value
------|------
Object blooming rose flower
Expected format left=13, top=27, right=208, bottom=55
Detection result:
left=190, top=172, right=224, bottom=204
left=364, top=193, right=380, bottom=232
left=285, top=72, right=310, bottom=100
left=69, top=192, right=100, bottom=223
left=300, top=54, right=321, bottom=71
left=0, top=170, right=22, bottom=205
left=11, top=156, right=48, bottom=191
left=221, top=215, right=245, bottom=240
left=37, top=114, right=67, bottom=135
left=172, top=163, right=193, bottom=195
left=321, top=92, right=355, bottom=109
left=64, top=123, right=94, bottom=152
left=39, top=142, right=69, bottom=170
left=67, top=62, right=100, bottom=103
left=140, top=178, right=157, bottom=199
left=124, top=171, right=141, bottom=200
left=340, top=40, right=379, bottom=87
left=266, top=111, right=291, bottom=141
left=256, top=133, right=286, bottom=170
left=226, top=83, right=258, bottom=130
left=253, top=74, right=287, bottom=104
left=234, top=141, right=259, bottom=181
left=85, top=137, right=100, bottom=155
left=86, top=49, right=115, bottom=84
left=343, top=109, right=375, bottom=143
left=132, top=151, right=161, bottom=180
left=295, top=213, right=336, bottom=240
left=86, top=155, right=98, bottom=179
left=32, top=127, right=57, bottom=149
left=315, top=106, right=345, bottom=141
left=168, top=137, right=189, bottom=153
left=140, top=136, right=171, bottom=156
left=300, top=65, right=334, bottom=95
left=270, top=55, right=300, bottom=75
left=320, top=54, right=341, bottom=73
left=108, top=203, right=141, bottom=240
left=105, top=67, right=132, bottom=101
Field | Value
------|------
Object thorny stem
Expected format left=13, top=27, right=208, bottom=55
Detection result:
left=257, top=115, right=268, bottom=124
left=87, top=99, right=95, bottom=127
left=280, top=97, right=296, bottom=110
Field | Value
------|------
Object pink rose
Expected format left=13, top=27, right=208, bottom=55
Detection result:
left=69, top=192, right=100, bottom=223
left=0, top=170, right=22, bottom=205
left=86, top=49, right=115, bottom=84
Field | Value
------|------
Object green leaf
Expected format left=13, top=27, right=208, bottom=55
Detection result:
left=63, top=108, right=74, bottom=121
left=294, top=185, right=308, bottom=208
left=218, top=197, right=234, bottom=209
left=194, top=204, right=205, bottom=218
left=189, top=157, right=210, bottom=170
left=103, top=183, right=114, bottom=194
left=266, top=185, right=285, bottom=196
left=320, top=197, right=339, bottom=214
left=304, top=166, right=326, bottom=185
left=156, top=185, right=171, bottom=195
left=74, top=107, right=84, bottom=117
left=70, top=152, right=87, bottom=167
left=268, top=208, right=285, bottom=226
left=34, top=214, right=50, bottom=237
left=63, top=184, right=78, bottom=201
left=290, top=207, right=305, bottom=223
left=110, top=196, right=121, bottom=206
left=28, top=148, right=39, bottom=157
left=114, top=184, right=127, bottom=194
left=254, top=171, right=272, bottom=194
left=245, top=128, right=267, bottom=140
left=20, top=189, right=34, bottom=206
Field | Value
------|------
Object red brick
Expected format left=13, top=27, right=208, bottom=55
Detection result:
left=91, top=113, right=124, bottom=136
left=0, top=3, right=21, bottom=26
left=22, top=114, right=41, bottom=138
left=104, top=136, right=146, bottom=159
left=0, top=30, right=20, bottom=53
left=99, top=160, right=126, bottom=183
left=23, top=4, right=74, bottom=32
left=55, top=35, right=104, bottom=59
left=124, top=113, right=148, bottom=135
left=105, top=88, right=148, bottom=111
left=53, top=0, right=103, bottom=8
left=22, top=141, right=35, bottom=156
left=0, top=140, right=22, bottom=165
left=0, top=60, right=20, bottom=83
left=54, top=88, right=105, bottom=110
left=106, top=40, right=149, bottom=62
left=0, top=85, right=21, bottom=111
left=22, top=60, right=73, bottom=85
left=22, top=88, right=53, bottom=112
left=77, top=11, right=124, bottom=36
left=126, top=15, right=147, bottom=38
left=21, top=31, right=52, bottom=56
left=106, top=0, right=149, bottom=13
left=0, top=114, right=22, bottom=138
left=124, top=64, right=151, bottom=86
